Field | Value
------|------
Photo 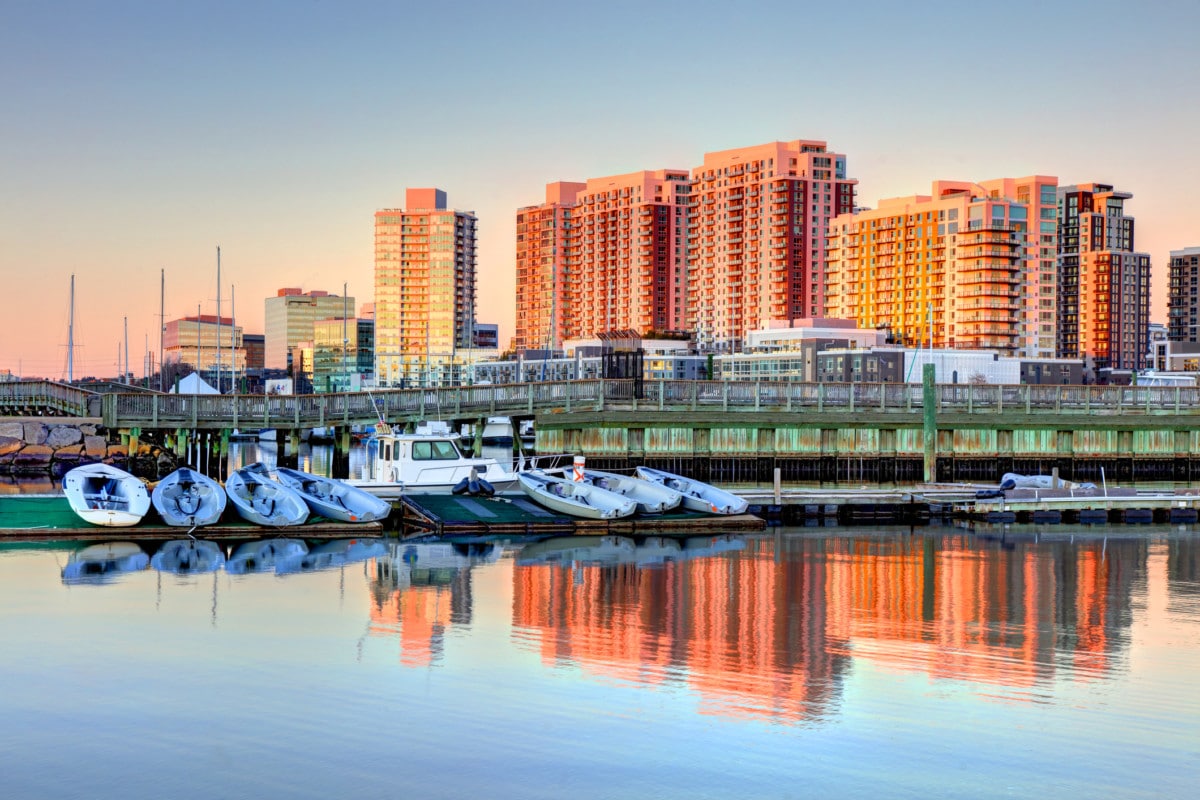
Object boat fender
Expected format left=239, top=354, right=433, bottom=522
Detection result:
left=467, top=476, right=481, bottom=495
left=388, top=467, right=399, bottom=483
left=452, top=477, right=470, bottom=495
left=477, top=478, right=495, bottom=496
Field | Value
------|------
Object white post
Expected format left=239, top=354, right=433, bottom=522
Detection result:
left=572, top=455, right=586, bottom=482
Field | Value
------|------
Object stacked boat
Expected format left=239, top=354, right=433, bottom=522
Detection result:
left=516, top=465, right=747, bottom=520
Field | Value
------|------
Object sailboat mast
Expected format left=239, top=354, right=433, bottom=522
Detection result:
left=216, top=246, right=222, bottom=393
left=230, top=284, right=236, bottom=393
left=67, top=274, right=75, bottom=383
left=159, top=268, right=165, bottom=392
left=343, top=282, right=348, bottom=391
left=123, top=316, right=129, bottom=384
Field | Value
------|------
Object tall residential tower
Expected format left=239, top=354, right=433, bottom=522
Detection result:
left=1056, top=184, right=1151, bottom=371
left=825, top=177, right=1058, bottom=355
left=689, top=140, right=856, bottom=352
left=374, top=188, right=477, bottom=387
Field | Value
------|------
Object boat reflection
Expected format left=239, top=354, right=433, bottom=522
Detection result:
left=226, top=539, right=309, bottom=575
left=275, top=537, right=387, bottom=575
left=61, top=541, right=149, bottom=584
left=151, top=539, right=225, bottom=574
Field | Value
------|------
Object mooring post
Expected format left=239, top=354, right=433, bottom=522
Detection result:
left=474, top=417, right=484, bottom=457
left=923, top=364, right=937, bottom=483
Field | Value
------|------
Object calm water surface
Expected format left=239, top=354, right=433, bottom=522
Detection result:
left=2, top=526, right=1199, bottom=799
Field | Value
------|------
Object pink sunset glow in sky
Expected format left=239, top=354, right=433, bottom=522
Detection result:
left=2, top=0, right=1198, bottom=378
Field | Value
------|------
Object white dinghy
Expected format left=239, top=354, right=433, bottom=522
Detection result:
left=62, top=463, right=151, bottom=527
left=224, top=465, right=310, bottom=527
left=517, top=472, right=637, bottom=520
left=580, top=469, right=683, bottom=514
left=633, top=467, right=748, bottom=515
left=152, top=467, right=227, bottom=527
left=272, top=467, right=392, bottom=524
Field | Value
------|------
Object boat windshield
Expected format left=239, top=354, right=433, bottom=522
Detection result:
left=412, top=440, right=462, bottom=460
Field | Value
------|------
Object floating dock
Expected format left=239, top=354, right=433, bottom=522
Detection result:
left=0, top=496, right=384, bottom=542
left=399, top=492, right=767, bottom=538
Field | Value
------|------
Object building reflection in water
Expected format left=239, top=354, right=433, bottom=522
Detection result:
left=510, top=530, right=1167, bottom=724
left=368, top=542, right=501, bottom=666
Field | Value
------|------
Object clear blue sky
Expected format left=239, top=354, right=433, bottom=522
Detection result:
left=2, top=0, right=1197, bottom=376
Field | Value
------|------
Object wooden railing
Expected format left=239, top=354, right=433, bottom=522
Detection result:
left=9, top=378, right=1200, bottom=431
left=0, top=381, right=99, bottom=417
left=90, top=379, right=1200, bottom=431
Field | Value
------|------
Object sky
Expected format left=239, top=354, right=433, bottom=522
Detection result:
left=2, top=0, right=1198, bottom=379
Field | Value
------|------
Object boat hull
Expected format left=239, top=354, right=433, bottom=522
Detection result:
left=62, top=463, right=151, bottom=527
left=152, top=467, right=227, bottom=527
left=634, top=467, right=748, bottom=515
left=273, top=467, right=392, bottom=523
left=580, top=469, right=683, bottom=514
left=225, top=466, right=310, bottom=527
left=517, top=473, right=637, bottom=520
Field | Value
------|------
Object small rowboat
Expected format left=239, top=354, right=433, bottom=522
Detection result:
left=152, top=467, right=227, bottom=527
left=580, top=469, right=683, bottom=514
left=633, top=467, right=748, bottom=515
left=224, top=465, right=310, bottom=527
left=271, top=467, right=391, bottom=523
left=517, top=472, right=637, bottom=520
left=62, top=463, right=151, bottom=527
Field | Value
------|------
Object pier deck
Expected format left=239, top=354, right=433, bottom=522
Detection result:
left=0, top=496, right=384, bottom=542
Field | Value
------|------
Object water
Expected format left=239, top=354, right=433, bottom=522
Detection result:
left=2, top=526, right=1199, bottom=798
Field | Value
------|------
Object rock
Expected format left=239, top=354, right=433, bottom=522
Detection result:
left=83, top=436, right=108, bottom=458
left=11, top=445, right=53, bottom=474
left=0, top=422, right=23, bottom=439
left=0, top=436, right=22, bottom=457
left=22, top=422, right=47, bottom=445
left=46, top=426, right=83, bottom=448
left=79, top=424, right=98, bottom=436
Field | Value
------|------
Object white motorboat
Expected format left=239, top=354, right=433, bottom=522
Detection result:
left=151, top=539, right=226, bottom=574
left=633, top=467, right=748, bottom=515
left=226, top=538, right=309, bottom=574
left=151, top=467, right=227, bottom=527
left=224, top=465, right=310, bottom=527
left=346, top=424, right=521, bottom=499
left=60, top=541, right=149, bottom=583
left=517, top=472, right=637, bottom=520
left=580, top=469, right=683, bottom=514
left=271, top=466, right=392, bottom=523
left=62, top=463, right=151, bottom=527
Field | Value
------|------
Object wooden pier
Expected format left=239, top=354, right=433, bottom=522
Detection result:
left=0, top=496, right=384, bottom=542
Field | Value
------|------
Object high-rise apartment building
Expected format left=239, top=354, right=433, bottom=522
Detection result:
left=515, top=172, right=690, bottom=349
left=689, top=140, right=856, bottom=352
left=264, top=288, right=354, bottom=372
left=374, top=188, right=477, bottom=387
left=1168, top=247, right=1200, bottom=342
left=1057, top=184, right=1151, bottom=371
left=514, top=182, right=584, bottom=351
left=825, top=177, right=1058, bottom=355
left=567, top=170, right=691, bottom=340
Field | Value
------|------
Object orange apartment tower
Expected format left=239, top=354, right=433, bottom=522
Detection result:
left=825, top=177, right=1058, bottom=356
left=515, top=171, right=691, bottom=349
left=1056, top=183, right=1151, bottom=372
left=374, top=189, right=477, bottom=387
left=514, top=182, right=585, bottom=352
left=688, top=140, right=856, bottom=353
